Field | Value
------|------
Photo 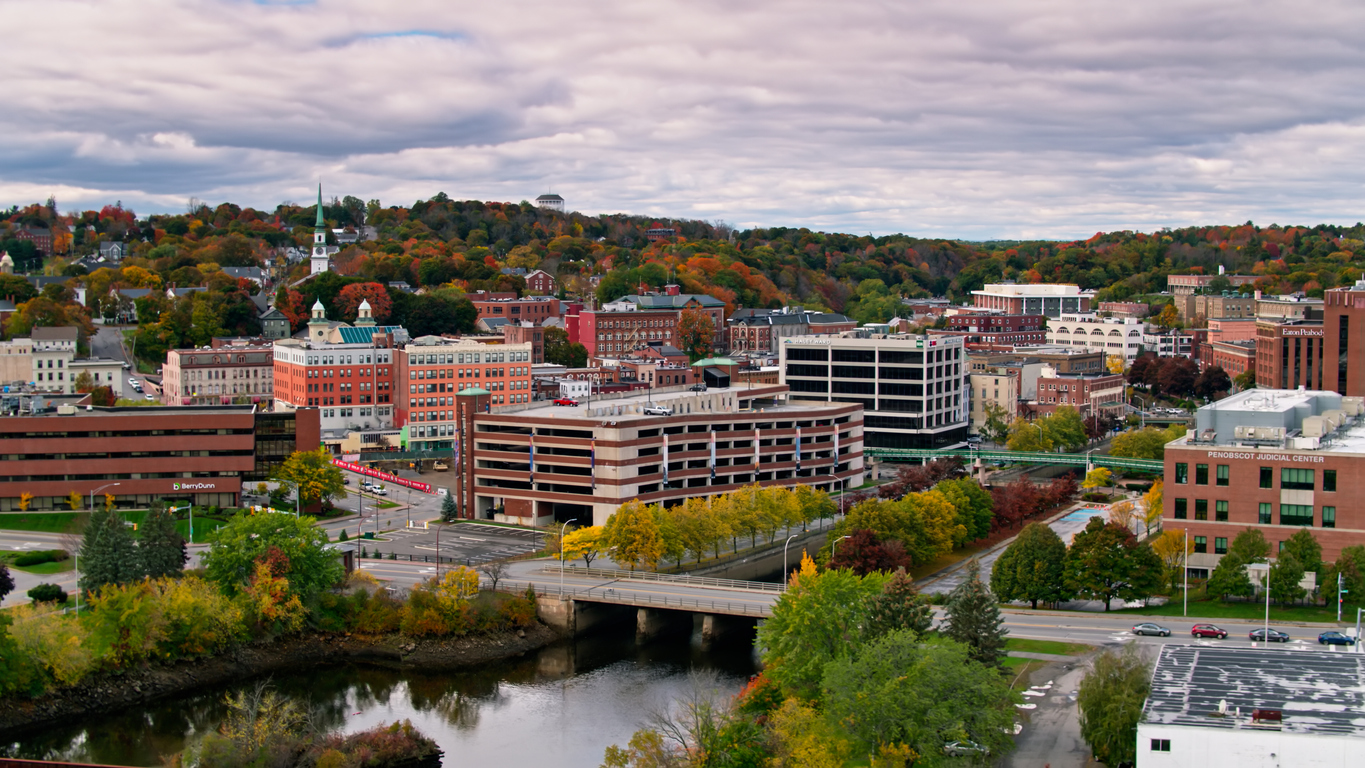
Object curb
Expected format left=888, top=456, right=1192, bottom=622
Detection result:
left=1000, top=607, right=1354, bottom=629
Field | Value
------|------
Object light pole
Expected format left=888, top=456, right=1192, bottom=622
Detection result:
left=831, top=534, right=850, bottom=563
left=1182, top=531, right=1189, bottom=617
left=89, top=482, right=121, bottom=513
left=1033, top=422, right=1044, bottom=451
left=782, top=534, right=798, bottom=579
left=559, top=518, right=578, bottom=593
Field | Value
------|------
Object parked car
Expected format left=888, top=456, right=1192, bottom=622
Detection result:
left=966, top=435, right=983, bottom=444
left=689, top=383, right=708, bottom=391
left=1191, top=624, right=1228, bottom=639
left=371, top=486, right=388, bottom=496
left=1132, top=622, right=1171, bottom=637
left=943, top=741, right=989, bottom=757
left=1319, top=631, right=1356, bottom=646
left=1249, top=628, right=1290, bottom=643
left=553, top=398, right=579, bottom=406
left=143, top=394, right=155, bottom=401
left=433, top=460, right=449, bottom=471
left=121, top=362, right=131, bottom=370
left=128, top=377, right=139, bottom=386
left=643, top=404, right=673, bottom=416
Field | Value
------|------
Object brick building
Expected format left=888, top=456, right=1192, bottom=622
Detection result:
left=1254, top=319, right=1324, bottom=390
left=1323, top=281, right=1365, bottom=396
left=0, top=404, right=318, bottom=511
left=727, top=309, right=855, bottom=355
left=395, top=335, right=534, bottom=451
left=967, top=347, right=1106, bottom=375
left=162, top=344, right=274, bottom=405
left=1166, top=273, right=1257, bottom=296
left=574, top=308, right=680, bottom=358
left=1098, top=301, right=1150, bottom=319
left=9, top=227, right=53, bottom=256
left=471, top=295, right=560, bottom=326
left=272, top=300, right=401, bottom=438
left=1207, top=340, right=1256, bottom=379
left=502, top=321, right=545, bottom=364
left=1164, top=389, right=1365, bottom=574
left=927, top=313, right=1046, bottom=348
left=448, top=384, right=864, bottom=526
left=525, top=270, right=557, bottom=295
left=1030, top=371, right=1125, bottom=419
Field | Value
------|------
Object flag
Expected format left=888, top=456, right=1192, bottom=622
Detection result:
left=453, top=426, right=460, bottom=468
left=663, top=433, right=670, bottom=485
left=832, top=425, right=840, bottom=476
left=709, top=429, right=716, bottom=482
left=590, top=439, right=596, bottom=489
left=754, top=427, right=761, bottom=473
left=528, top=433, right=535, bottom=484
left=795, top=427, right=802, bottom=473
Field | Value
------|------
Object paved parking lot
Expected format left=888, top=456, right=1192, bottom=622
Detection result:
left=350, top=522, right=543, bottom=567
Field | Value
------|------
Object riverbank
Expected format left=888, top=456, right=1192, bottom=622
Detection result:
left=0, top=622, right=559, bottom=737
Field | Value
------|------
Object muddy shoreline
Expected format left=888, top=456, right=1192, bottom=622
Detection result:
left=0, top=622, right=559, bottom=737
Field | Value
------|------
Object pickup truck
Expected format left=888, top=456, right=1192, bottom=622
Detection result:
left=433, top=460, right=449, bottom=471
left=553, top=398, right=580, bottom=406
left=643, top=404, right=673, bottom=416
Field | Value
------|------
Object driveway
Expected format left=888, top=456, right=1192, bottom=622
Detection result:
left=1006, top=658, right=1091, bottom=768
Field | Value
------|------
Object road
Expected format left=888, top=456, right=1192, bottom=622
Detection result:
left=91, top=325, right=136, bottom=399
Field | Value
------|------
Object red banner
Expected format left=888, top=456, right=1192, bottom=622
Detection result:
left=332, top=459, right=434, bottom=494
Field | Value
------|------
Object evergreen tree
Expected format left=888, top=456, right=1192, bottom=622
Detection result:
left=942, top=559, right=1008, bottom=667
left=440, top=491, right=459, bottom=522
left=139, top=502, right=187, bottom=579
left=865, top=568, right=933, bottom=639
left=79, top=507, right=142, bottom=594
left=0, top=561, right=14, bottom=603
left=991, top=522, right=1071, bottom=609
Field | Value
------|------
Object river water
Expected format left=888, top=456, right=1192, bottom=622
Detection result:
left=1, top=620, right=761, bottom=767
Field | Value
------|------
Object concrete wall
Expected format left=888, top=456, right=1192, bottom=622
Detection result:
left=1136, top=723, right=1360, bottom=768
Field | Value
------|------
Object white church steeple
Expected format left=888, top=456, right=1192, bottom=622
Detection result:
left=310, top=184, right=330, bottom=275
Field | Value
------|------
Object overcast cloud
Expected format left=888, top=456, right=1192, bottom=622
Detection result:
left=2, top=0, right=1364, bottom=238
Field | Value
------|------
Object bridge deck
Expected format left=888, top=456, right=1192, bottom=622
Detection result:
left=864, top=447, right=1162, bottom=472
left=508, top=575, right=779, bottom=617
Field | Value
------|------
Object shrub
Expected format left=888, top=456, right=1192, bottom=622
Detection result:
left=5, top=603, right=94, bottom=686
left=0, top=614, right=47, bottom=698
left=27, top=583, right=68, bottom=604
left=350, top=589, right=402, bottom=635
left=157, top=576, right=247, bottom=657
left=13, top=549, right=69, bottom=567
left=337, top=529, right=349, bottom=542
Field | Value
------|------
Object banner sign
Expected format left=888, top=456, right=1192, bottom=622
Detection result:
left=331, top=459, right=434, bottom=494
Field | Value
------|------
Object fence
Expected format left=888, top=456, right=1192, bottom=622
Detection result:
left=864, top=447, right=1162, bottom=472
left=495, top=580, right=775, bottom=617
left=547, top=565, right=786, bottom=593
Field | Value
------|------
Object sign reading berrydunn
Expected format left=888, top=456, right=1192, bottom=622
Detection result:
left=172, top=482, right=218, bottom=491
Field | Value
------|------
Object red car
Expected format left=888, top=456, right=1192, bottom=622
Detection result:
left=553, top=398, right=579, bottom=406
left=1191, top=624, right=1228, bottom=639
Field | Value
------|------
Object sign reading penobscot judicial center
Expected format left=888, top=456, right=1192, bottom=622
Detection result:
left=1205, top=451, right=1327, bottom=463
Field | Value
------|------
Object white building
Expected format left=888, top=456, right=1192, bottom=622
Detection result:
left=29, top=326, right=77, bottom=392
left=780, top=334, right=969, bottom=449
left=970, top=282, right=1092, bottom=318
left=1046, top=313, right=1146, bottom=364
left=311, top=185, right=330, bottom=275
left=535, top=193, right=565, bottom=212
left=1137, top=645, right=1365, bottom=768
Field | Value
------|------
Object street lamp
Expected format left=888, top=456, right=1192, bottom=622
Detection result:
left=782, top=534, right=798, bottom=579
left=1033, top=422, right=1045, bottom=451
left=831, top=534, right=850, bottom=562
left=89, top=482, right=120, bottom=513
left=559, top=518, right=578, bottom=593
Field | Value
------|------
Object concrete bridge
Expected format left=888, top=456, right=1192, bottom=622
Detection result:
left=504, top=566, right=784, bottom=643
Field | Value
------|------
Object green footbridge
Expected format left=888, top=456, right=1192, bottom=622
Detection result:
left=863, top=448, right=1162, bottom=473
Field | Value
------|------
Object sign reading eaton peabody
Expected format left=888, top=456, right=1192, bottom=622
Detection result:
left=172, top=482, right=219, bottom=491
left=1206, top=451, right=1326, bottom=463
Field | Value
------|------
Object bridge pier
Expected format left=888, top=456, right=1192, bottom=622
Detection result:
left=700, top=613, right=756, bottom=649
left=536, top=596, right=633, bottom=637
left=637, top=608, right=692, bottom=643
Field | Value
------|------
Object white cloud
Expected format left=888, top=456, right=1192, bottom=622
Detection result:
left=2, top=0, right=1364, bottom=237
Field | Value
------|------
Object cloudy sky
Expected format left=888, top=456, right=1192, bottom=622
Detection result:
left=3, top=0, right=1365, bottom=239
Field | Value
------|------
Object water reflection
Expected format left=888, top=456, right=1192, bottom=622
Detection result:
left=2, top=620, right=759, bottom=767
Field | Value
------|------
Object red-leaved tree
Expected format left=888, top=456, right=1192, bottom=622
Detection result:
left=826, top=529, right=911, bottom=575
left=336, top=282, right=393, bottom=324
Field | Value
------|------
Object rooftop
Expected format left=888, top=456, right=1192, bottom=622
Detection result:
left=1143, top=645, right=1365, bottom=738
left=1183, top=388, right=1365, bottom=452
left=973, top=283, right=1086, bottom=297
left=493, top=384, right=839, bottom=422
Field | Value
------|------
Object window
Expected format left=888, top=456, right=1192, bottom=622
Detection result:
left=1216, top=465, right=1229, bottom=486
left=1195, top=499, right=1208, bottom=521
left=1216, top=500, right=1228, bottom=522
left=1259, top=502, right=1272, bottom=525
left=1215, top=537, right=1228, bottom=555
left=1175, top=463, right=1188, bottom=484
left=1174, top=498, right=1187, bottom=519
left=1194, top=536, right=1207, bottom=554
left=1260, top=466, right=1272, bottom=488
left=1281, top=468, right=1314, bottom=491
left=1151, top=739, right=1171, bottom=752
left=1323, top=506, right=1336, bottom=529
left=1195, top=464, right=1209, bottom=485
left=1279, top=504, right=1314, bottom=526
left=1324, top=469, right=1337, bottom=492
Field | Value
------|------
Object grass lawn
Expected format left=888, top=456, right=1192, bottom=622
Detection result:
left=0, top=511, right=88, bottom=533
left=377, top=501, right=400, bottom=509
left=13, top=559, right=75, bottom=575
left=1111, top=597, right=1347, bottom=623
left=1005, top=638, right=1092, bottom=657
left=907, top=541, right=993, bottom=581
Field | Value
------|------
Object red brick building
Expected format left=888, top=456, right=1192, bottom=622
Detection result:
left=1323, top=281, right=1365, bottom=396
left=574, top=308, right=680, bottom=357
left=501, top=322, right=545, bottom=364
left=525, top=270, right=557, bottom=295
left=1164, top=388, right=1365, bottom=574
left=1255, top=319, right=1324, bottom=390
left=928, top=313, right=1046, bottom=348
left=10, top=227, right=53, bottom=256
left=0, top=404, right=318, bottom=511
left=1030, top=372, right=1125, bottom=419
left=471, top=295, right=560, bottom=325
left=1207, top=340, right=1256, bottom=379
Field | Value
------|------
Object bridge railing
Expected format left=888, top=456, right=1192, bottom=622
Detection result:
left=499, top=580, right=775, bottom=617
left=863, top=448, right=1162, bottom=472
left=544, top=565, right=786, bottom=593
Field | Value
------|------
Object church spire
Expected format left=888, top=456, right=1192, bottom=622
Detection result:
left=315, top=183, right=324, bottom=228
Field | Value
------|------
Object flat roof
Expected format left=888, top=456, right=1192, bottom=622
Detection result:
left=1144, top=645, right=1365, bottom=737
left=489, top=385, right=845, bottom=422
left=11, top=404, right=258, bottom=419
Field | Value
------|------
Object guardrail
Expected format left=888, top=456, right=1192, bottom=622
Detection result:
left=498, top=580, right=775, bottom=617
left=863, top=448, right=1162, bottom=472
left=544, top=565, right=786, bottom=593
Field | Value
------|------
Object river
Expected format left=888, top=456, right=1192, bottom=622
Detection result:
left=0, top=619, right=761, bottom=767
